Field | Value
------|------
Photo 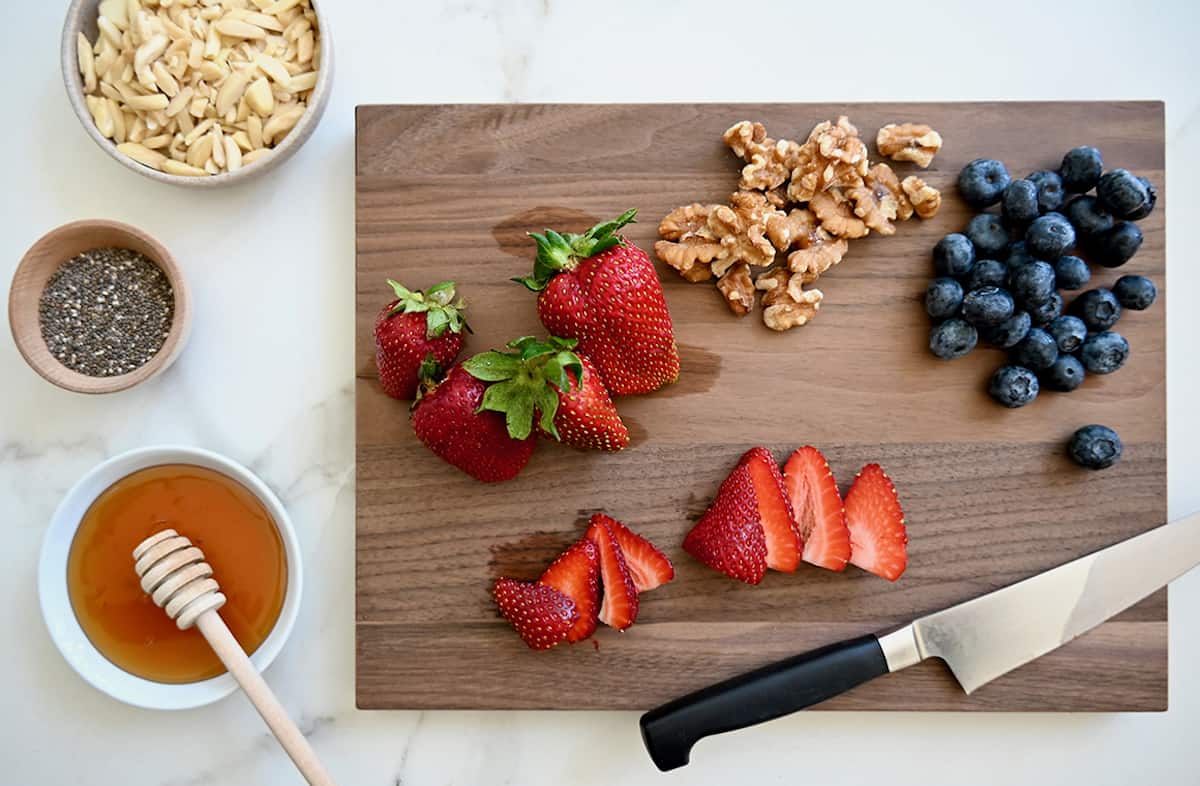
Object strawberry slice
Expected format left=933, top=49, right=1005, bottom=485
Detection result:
left=683, top=458, right=768, bottom=584
left=783, top=446, right=851, bottom=572
left=844, top=464, right=908, bottom=581
left=586, top=514, right=639, bottom=629
left=492, top=578, right=578, bottom=650
left=606, top=517, right=674, bottom=591
left=742, top=447, right=801, bottom=572
left=539, top=538, right=600, bottom=643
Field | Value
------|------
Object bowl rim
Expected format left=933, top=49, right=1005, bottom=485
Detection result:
left=60, top=0, right=333, bottom=188
left=38, top=445, right=303, bottom=710
left=8, top=218, right=192, bottom=394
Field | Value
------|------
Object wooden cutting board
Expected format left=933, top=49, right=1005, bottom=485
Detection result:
left=355, top=102, right=1166, bottom=711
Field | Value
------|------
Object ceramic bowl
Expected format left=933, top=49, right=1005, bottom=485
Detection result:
left=39, top=445, right=303, bottom=710
left=60, top=0, right=333, bottom=187
left=8, top=219, right=192, bottom=394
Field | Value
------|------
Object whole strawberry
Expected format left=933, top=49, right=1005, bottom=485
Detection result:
left=374, top=280, right=469, bottom=400
left=411, top=364, right=535, bottom=482
left=515, top=210, right=680, bottom=396
left=463, top=336, right=629, bottom=452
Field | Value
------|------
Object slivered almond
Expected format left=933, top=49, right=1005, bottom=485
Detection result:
left=86, top=96, right=115, bottom=138
left=210, top=125, right=226, bottom=168
left=214, top=18, right=267, bottom=39
left=242, top=148, right=271, bottom=166
left=232, top=130, right=253, bottom=151
left=215, top=68, right=251, bottom=116
left=97, top=16, right=123, bottom=48
left=297, top=30, right=313, bottom=63
left=176, top=108, right=194, bottom=134
left=128, top=117, right=146, bottom=143
left=265, top=0, right=303, bottom=14
left=254, top=53, right=290, bottom=86
left=186, top=133, right=214, bottom=167
left=244, top=76, right=274, bottom=115
left=142, top=134, right=171, bottom=150
left=165, top=85, right=194, bottom=117
left=250, top=0, right=274, bottom=9
left=189, top=95, right=210, bottom=118
left=125, top=92, right=169, bottom=111
left=246, top=114, right=263, bottom=148
left=197, top=60, right=225, bottom=82
left=224, top=135, right=243, bottom=171
left=152, top=61, right=179, bottom=97
left=184, top=117, right=215, bottom=145
left=188, top=37, right=204, bottom=68
left=287, top=71, right=317, bottom=92
left=205, top=24, right=220, bottom=57
left=134, top=33, right=168, bottom=73
left=163, top=160, right=208, bottom=177
left=262, top=104, right=303, bottom=144
left=236, top=10, right=285, bottom=32
left=109, top=98, right=127, bottom=143
left=77, top=33, right=98, bottom=93
left=99, top=0, right=128, bottom=30
left=117, top=142, right=167, bottom=170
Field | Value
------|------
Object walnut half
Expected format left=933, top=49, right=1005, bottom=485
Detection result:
left=901, top=175, right=942, bottom=219
left=716, top=262, right=755, bottom=316
left=876, top=123, right=943, bottom=168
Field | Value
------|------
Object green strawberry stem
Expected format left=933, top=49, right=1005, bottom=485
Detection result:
left=513, top=209, right=639, bottom=292
left=386, top=279, right=473, bottom=338
left=461, top=336, right=585, bottom=440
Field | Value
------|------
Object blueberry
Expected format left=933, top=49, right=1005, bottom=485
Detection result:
left=1063, top=195, right=1114, bottom=238
left=925, top=277, right=964, bottom=320
left=1070, top=288, right=1122, bottom=331
left=1010, top=259, right=1057, bottom=306
left=1068, top=424, right=1122, bottom=470
left=1043, top=355, right=1086, bottom=392
left=929, top=318, right=978, bottom=360
left=1010, top=328, right=1059, bottom=371
left=966, top=213, right=1010, bottom=257
left=981, top=311, right=1032, bottom=349
left=988, top=365, right=1040, bottom=408
left=1079, top=332, right=1130, bottom=374
left=1053, top=255, right=1091, bottom=290
left=1026, top=291, right=1064, bottom=327
left=1046, top=315, right=1089, bottom=354
left=1112, top=275, right=1157, bottom=311
left=1097, top=169, right=1150, bottom=218
left=1087, top=222, right=1143, bottom=268
left=1125, top=177, right=1157, bottom=221
left=961, top=286, right=1015, bottom=327
left=1026, top=213, right=1076, bottom=259
left=933, top=233, right=976, bottom=278
left=1002, top=179, right=1040, bottom=225
left=1003, top=241, right=1036, bottom=274
left=1059, top=146, right=1104, bottom=193
left=958, top=159, right=1011, bottom=209
left=1027, top=169, right=1065, bottom=213
left=965, top=259, right=1009, bottom=291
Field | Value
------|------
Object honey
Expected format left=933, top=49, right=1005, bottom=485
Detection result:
left=67, top=464, right=287, bottom=684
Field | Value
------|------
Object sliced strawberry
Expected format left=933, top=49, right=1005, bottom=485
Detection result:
left=742, top=447, right=801, bottom=573
left=586, top=514, right=639, bottom=629
left=606, top=517, right=674, bottom=592
left=539, top=538, right=600, bottom=643
left=492, top=578, right=578, bottom=650
left=783, top=446, right=851, bottom=572
left=844, top=464, right=908, bottom=581
left=683, top=460, right=768, bottom=584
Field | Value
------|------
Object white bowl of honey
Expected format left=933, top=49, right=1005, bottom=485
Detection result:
left=39, top=445, right=302, bottom=710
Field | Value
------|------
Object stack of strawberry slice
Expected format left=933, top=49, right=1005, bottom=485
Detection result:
left=684, top=446, right=908, bottom=583
left=493, top=514, right=674, bottom=650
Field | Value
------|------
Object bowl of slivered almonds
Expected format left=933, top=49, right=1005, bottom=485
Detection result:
left=62, top=0, right=332, bottom=187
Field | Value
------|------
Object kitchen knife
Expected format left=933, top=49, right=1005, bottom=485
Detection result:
left=640, top=512, right=1200, bottom=771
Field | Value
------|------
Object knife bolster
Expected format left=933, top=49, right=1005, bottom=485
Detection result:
left=878, top=625, right=922, bottom=672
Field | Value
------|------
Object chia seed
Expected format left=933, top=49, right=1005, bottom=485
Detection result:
left=38, top=247, right=174, bottom=377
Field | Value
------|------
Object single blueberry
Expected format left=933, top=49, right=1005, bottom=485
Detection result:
left=1124, top=176, right=1157, bottom=221
left=1027, top=169, right=1066, bottom=213
left=1087, top=222, right=1143, bottom=268
left=1070, top=288, right=1122, bottom=332
left=961, top=286, right=1015, bottom=327
left=929, top=318, right=978, bottom=360
left=1046, top=315, right=1089, bottom=354
left=1010, top=259, right=1057, bottom=306
left=1026, top=291, right=1064, bottom=327
left=1097, top=169, right=1150, bottom=218
left=966, top=213, right=1010, bottom=257
left=1026, top=213, right=1076, bottom=259
left=965, top=259, right=1009, bottom=291
left=958, top=159, right=1011, bottom=209
left=1112, top=275, right=1157, bottom=311
left=1043, top=355, right=1087, bottom=392
left=1010, top=328, right=1059, bottom=371
left=1059, top=146, right=1104, bottom=193
left=933, top=233, right=976, bottom=278
left=1002, top=179, right=1040, bottom=225
left=1053, top=255, right=1091, bottom=290
left=981, top=311, right=1032, bottom=349
left=925, top=277, right=964, bottom=320
left=988, top=365, right=1040, bottom=408
left=1079, top=332, right=1130, bottom=374
left=1068, top=424, right=1123, bottom=470
left=1063, top=195, right=1115, bottom=238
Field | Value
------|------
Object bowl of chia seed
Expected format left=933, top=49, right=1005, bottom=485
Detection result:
left=8, top=219, right=191, bottom=394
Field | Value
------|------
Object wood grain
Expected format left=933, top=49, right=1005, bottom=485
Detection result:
left=355, top=103, right=1166, bottom=711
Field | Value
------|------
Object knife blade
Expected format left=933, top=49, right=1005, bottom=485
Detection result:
left=640, top=512, right=1200, bottom=772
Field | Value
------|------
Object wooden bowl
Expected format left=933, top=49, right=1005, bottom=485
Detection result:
left=60, top=0, right=333, bottom=188
left=8, top=219, right=191, bottom=394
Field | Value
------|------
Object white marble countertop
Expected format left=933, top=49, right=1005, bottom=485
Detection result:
left=4, top=1, right=1200, bottom=783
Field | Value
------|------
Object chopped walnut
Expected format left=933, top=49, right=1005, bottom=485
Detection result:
left=707, top=191, right=783, bottom=274
left=876, top=123, right=943, bottom=168
left=787, top=233, right=848, bottom=283
left=716, top=262, right=755, bottom=316
left=763, top=185, right=790, bottom=209
left=847, top=162, right=912, bottom=235
left=763, top=287, right=822, bottom=331
left=765, top=208, right=817, bottom=251
left=902, top=175, right=942, bottom=219
left=786, top=118, right=870, bottom=204
left=655, top=203, right=723, bottom=280
left=754, top=267, right=792, bottom=306
left=811, top=116, right=869, bottom=167
left=723, top=120, right=768, bottom=158
left=723, top=120, right=805, bottom=191
left=809, top=191, right=869, bottom=238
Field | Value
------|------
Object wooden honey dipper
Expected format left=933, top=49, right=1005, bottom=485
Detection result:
left=133, top=529, right=337, bottom=786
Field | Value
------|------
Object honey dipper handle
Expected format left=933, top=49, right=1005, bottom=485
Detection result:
left=195, top=611, right=337, bottom=786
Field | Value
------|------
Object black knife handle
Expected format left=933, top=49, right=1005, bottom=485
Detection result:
left=639, top=634, right=888, bottom=772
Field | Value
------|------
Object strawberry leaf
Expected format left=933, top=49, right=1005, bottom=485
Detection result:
left=462, top=351, right=521, bottom=382
left=425, top=308, right=451, bottom=337
left=479, top=379, right=536, bottom=440
left=534, top=384, right=560, bottom=439
left=519, top=211, right=639, bottom=290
